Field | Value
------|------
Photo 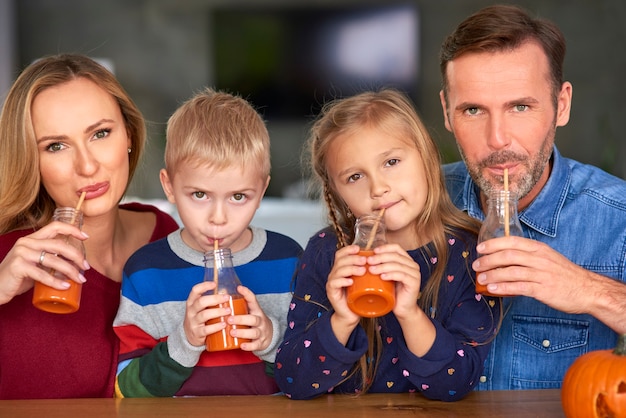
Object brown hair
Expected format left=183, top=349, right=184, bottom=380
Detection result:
left=305, top=88, right=481, bottom=393
left=0, top=54, right=145, bottom=233
left=164, top=87, right=270, bottom=178
left=439, top=4, right=566, bottom=107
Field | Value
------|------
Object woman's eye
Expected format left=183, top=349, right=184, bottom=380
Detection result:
left=93, top=129, right=110, bottom=140
left=45, top=142, right=65, bottom=152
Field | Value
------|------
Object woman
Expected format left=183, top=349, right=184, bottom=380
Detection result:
left=0, top=54, right=179, bottom=399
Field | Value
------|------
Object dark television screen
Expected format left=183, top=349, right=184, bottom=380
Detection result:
left=212, top=4, right=420, bottom=121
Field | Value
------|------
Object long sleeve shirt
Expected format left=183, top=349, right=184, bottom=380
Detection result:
left=444, top=146, right=626, bottom=390
left=275, top=227, right=500, bottom=401
left=114, top=227, right=302, bottom=397
left=0, top=203, right=178, bottom=399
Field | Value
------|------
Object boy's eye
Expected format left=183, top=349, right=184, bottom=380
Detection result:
left=192, top=191, right=206, bottom=199
left=232, top=193, right=246, bottom=202
left=386, top=158, right=400, bottom=167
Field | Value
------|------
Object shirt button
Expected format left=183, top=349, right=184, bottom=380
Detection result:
left=479, top=375, right=487, bottom=383
left=542, top=339, right=551, bottom=348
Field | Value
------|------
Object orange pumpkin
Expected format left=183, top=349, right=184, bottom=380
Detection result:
left=561, top=334, right=626, bottom=418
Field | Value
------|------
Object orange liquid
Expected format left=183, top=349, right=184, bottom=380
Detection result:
left=205, top=296, right=250, bottom=352
left=346, top=250, right=395, bottom=318
left=475, top=281, right=511, bottom=298
left=32, top=271, right=82, bottom=314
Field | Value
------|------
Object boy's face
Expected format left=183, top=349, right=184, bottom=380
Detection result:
left=160, top=162, right=269, bottom=253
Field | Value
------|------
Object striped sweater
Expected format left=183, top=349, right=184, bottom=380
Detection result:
left=113, top=227, right=301, bottom=397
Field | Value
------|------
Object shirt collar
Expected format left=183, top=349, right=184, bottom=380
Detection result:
left=460, top=146, right=570, bottom=238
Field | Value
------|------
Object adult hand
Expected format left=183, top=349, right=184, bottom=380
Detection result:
left=0, top=222, right=88, bottom=305
left=474, top=236, right=626, bottom=333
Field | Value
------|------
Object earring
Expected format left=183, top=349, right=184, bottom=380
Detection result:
left=128, top=148, right=132, bottom=154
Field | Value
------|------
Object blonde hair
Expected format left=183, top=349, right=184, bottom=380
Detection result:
left=164, top=87, right=270, bottom=177
left=305, top=88, right=481, bottom=393
left=0, top=54, right=145, bottom=233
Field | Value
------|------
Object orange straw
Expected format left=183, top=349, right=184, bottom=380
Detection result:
left=504, top=168, right=510, bottom=237
left=365, top=208, right=385, bottom=250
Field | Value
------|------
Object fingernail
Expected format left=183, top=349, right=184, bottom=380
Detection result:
left=83, top=260, right=91, bottom=270
left=476, top=243, right=485, bottom=252
left=81, top=231, right=90, bottom=238
left=78, top=273, right=87, bottom=283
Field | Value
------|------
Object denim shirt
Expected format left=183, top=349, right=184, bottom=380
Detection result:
left=444, top=146, right=626, bottom=390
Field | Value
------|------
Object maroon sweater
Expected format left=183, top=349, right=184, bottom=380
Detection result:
left=0, top=203, right=178, bottom=399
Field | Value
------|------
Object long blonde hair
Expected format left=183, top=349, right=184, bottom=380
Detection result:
left=0, top=54, right=145, bottom=233
left=305, top=89, right=481, bottom=393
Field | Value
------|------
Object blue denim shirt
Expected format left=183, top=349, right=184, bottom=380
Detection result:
left=444, top=146, right=626, bottom=390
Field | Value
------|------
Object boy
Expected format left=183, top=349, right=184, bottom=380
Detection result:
left=113, top=88, right=302, bottom=397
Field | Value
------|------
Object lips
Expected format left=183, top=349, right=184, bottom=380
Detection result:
left=78, top=182, right=109, bottom=200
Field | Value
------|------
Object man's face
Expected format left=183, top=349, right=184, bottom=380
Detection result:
left=440, top=41, right=572, bottom=208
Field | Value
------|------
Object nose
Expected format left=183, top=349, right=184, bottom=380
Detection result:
left=369, top=174, right=390, bottom=199
left=485, top=114, right=512, bottom=151
left=209, top=201, right=227, bottom=226
left=73, top=146, right=98, bottom=176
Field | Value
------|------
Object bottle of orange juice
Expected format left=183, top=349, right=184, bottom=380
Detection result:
left=204, top=248, right=250, bottom=351
left=476, top=190, right=524, bottom=296
left=32, top=207, right=85, bottom=314
left=346, top=213, right=395, bottom=318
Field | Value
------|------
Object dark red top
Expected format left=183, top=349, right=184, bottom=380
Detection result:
left=0, top=203, right=178, bottom=399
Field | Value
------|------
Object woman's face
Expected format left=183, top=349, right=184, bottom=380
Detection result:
left=32, top=77, right=131, bottom=217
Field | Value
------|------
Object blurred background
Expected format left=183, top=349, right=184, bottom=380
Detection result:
left=2, top=0, right=625, bottom=202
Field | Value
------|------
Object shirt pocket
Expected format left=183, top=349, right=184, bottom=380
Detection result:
left=511, top=315, right=589, bottom=389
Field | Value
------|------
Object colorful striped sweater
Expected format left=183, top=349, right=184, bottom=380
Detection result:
left=113, top=227, right=302, bottom=397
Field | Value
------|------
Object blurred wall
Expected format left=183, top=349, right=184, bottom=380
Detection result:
left=11, top=0, right=626, bottom=198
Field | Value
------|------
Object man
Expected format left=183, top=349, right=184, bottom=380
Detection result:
left=439, top=4, right=626, bottom=390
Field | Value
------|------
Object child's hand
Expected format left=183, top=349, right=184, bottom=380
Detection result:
left=327, top=244, right=364, bottom=343
left=183, top=281, right=231, bottom=347
left=226, top=285, right=272, bottom=352
left=367, top=243, right=422, bottom=319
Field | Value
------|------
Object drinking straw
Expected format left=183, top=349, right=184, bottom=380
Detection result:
left=213, top=240, right=219, bottom=286
left=70, top=191, right=87, bottom=225
left=504, top=168, right=510, bottom=237
left=364, top=208, right=386, bottom=250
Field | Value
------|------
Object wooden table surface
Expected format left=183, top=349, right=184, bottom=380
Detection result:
left=0, top=389, right=565, bottom=417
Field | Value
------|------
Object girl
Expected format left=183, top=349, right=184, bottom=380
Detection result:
left=274, top=89, right=499, bottom=401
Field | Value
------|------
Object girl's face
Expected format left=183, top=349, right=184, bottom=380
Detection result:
left=32, top=78, right=131, bottom=217
left=326, top=126, right=429, bottom=249
left=160, top=162, right=269, bottom=254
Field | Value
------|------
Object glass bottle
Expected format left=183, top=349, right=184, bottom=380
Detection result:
left=346, top=213, right=395, bottom=317
left=476, top=190, right=524, bottom=296
left=203, top=248, right=250, bottom=351
left=32, top=207, right=85, bottom=314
